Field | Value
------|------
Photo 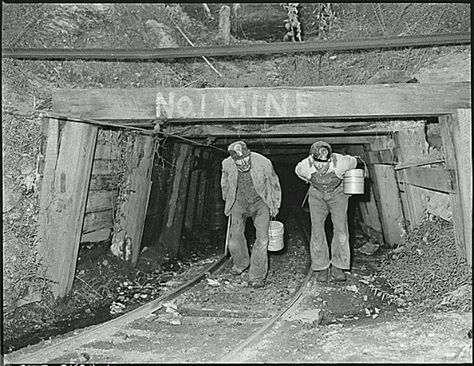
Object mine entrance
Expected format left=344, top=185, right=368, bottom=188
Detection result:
left=40, top=82, right=471, bottom=298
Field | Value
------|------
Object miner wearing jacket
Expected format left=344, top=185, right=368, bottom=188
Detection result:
left=295, top=141, right=357, bottom=282
left=221, top=141, right=282, bottom=288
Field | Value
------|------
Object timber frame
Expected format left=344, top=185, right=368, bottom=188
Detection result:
left=40, top=82, right=471, bottom=298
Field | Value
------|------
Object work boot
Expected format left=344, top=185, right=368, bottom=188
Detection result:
left=331, top=267, right=346, bottom=282
left=230, top=267, right=243, bottom=276
left=314, top=269, right=328, bottom=282
left=249, top=280, right=265, bottom=288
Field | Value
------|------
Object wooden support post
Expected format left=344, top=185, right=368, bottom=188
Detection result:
left=110, top=134, right=155, bottom=266
left=364, top=137, right=404, bottom=247
left=38, top=119, right=98, bottom=298
left=347, top=145, right=384, bottom=244
left=183, top=147, right=199, bottom=248
left=157, top=142, right=193, bottom=260
left=219, top=5, right=231, bottom=45
left=439, top=111, right=471, bottom=263
left=395, top=126, right=432, bottom=228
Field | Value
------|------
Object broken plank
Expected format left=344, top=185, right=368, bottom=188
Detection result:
left=37, top=121, right=98, bottom=298
left=394, top=150, right=444, bottom=170
left=397, top=167, right=456, bottom=193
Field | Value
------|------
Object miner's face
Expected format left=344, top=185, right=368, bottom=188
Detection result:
left=314, top=160, right=330, bottom=174
left=234, top=155, right=251, bottom=172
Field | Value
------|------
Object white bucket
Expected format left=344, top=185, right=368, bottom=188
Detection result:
left=268, top=220, right=284, bottom=251
left=343, top=169, right=365, bottom=194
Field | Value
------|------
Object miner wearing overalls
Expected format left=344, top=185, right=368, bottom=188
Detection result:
left=221, top=141, right=282, bottom=288
left=295, top=141, right=357, bottom=282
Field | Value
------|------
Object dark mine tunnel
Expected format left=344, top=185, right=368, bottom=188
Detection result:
left=141, top=133, right=380, bottom=267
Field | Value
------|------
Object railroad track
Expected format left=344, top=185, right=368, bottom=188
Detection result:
left=4, top=210, right=314, bottom=364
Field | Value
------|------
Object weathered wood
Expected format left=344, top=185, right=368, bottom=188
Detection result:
left=366, top=148, right=399, bottom=165
left=38, top=119, right=59, bottom=233
left=37, top=121, right=98, bottom=298
left=52, top=83, right=470, bottom=121
left=358, top=221, right=384, bottom=245
left=215, top=135, right=393, bottom=147
left=347, top=145, right=383, bottom=240
left=451, top=109, right=471, bottom=264
left=166, top=121, right=410, bottom=137
left=89, top=174, right=117, bottom=191
left=110, top=135, right=155, bottom=266
left=82, top=209, right=113, bottom=234
left=218, top=5, right=231, bottom=45
left=4, top=32, right=470, bottom=60
left=85, top=190, right=114, bottom=213
left=158, top=142, right=194, bottom=259
left=81, top=228, right=111, bottom=243
left=94, top=142, right=121, bottom=160
left=184, top=149, right=199, bottom=235
left=395, top=127, right=431, bottom=228
left=397, top=167, right=456, bottom=193
left=372, top=164, right=404, bottom=247
left=92, top=160, right=115, bottom=175
left=394, top=150, right=444, bottom=170
left=455, top=109, right=471, bottom=265
left=193, top=169, right=208, bottom=236
left=439, top=115, right=466, bottom=259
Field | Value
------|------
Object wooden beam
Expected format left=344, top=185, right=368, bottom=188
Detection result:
left=394, top=150, right=444, bottom=170
left=372, top=164, right=404, bottom=247
left=110, top=135, right=155, bottom=266
left=395, top=127, right=431, bottom=228
left=165, top=121, right=407, bottom=138
left=213, top=135, right=387, bottom=146
left=37, top=120, right=98, bottom=298
left=157, top=142, right=193, bottom=259
left=83, top=209, right=113, bottom=234
left=451, top=109, right=471, bottom=264
left=52, top=83, right=471, bottom=121
left=439, top=115, right=466, bottom=259
left=397, top=167, right=456, bottom=193
left=3, top=32, right=470, bottom=60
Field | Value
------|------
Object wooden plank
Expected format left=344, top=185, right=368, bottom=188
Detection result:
left=214, top=135, right=380, bottom=146
left=372, top=164, right=404, bottom=247
left=89, top=174, right=117, bottom=191
left=366, top=148, right=399, bottom=165
left=38, top=118, right=59, bottom=234
left=85, top=190, right=114, bottom=213
left=81, top=228, right=112, bottom=243
left=346, top=144, right=384, bottom=244
left=4, top=32, right=470, bottom=60
left=439, top=115, right=465, bottom=257
left=398, top=167, right=456, bottom=193
left=37, top=122, right=98, bottom=298
left=94, top=142, right=121, bottom=160
left=82, top=209, right=113, bottom=234
left=166, top=121, right=404, bottom=137
left=157, top=142, right=194, bottom=259
left=452, top=109, right=472, bottom=264
left=52, top=83, right=470, bottom=121
left=184, top=167, right=200, bottom=234
left=394, top=150, right=444, bottom=170
left=110, top=135, right=155, bottom=266
left=395, top=127, right=431, bottom=228
left=92, top=160, right=115, bottom=175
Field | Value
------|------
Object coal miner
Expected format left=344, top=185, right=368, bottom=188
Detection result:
left=295, top=141, right=357, bottom=282
left=221, top=141, right=282, bottom=288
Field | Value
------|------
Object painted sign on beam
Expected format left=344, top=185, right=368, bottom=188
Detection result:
left=156, top=90, right=314, bottom=119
